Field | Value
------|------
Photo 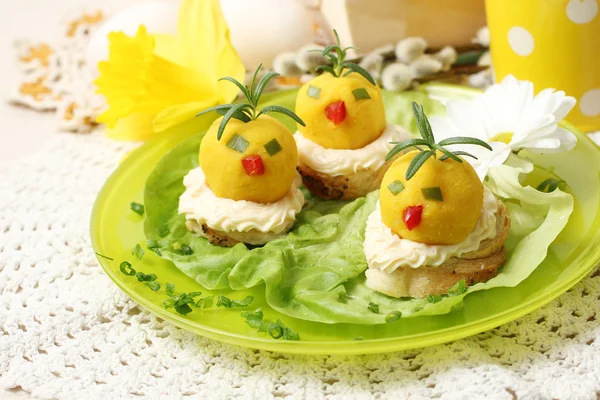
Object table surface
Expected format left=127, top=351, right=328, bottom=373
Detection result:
left=0, top=2, right=141, bottom=399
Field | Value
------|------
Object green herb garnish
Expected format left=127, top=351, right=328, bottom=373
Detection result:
left=421, top=187, right=444, bottom=201
left=146, top=282, right=161, bottom=291
left=241, top=311, right=300, bottom=340
left=132, top=244, right=145, bottom=260
left=264, top=138, right=283, bottom=156
left=386, top=102, right=493, bottom=180
left=165, top=282, right=175, bottom=297
left=171, top=241, right=193, bottom=255
left=385, top=311, right=402, bottom=323
left=448, top=279, right=468, bottom=296
left=307, top=85, right=321, bottom=99
left=226, top=133, right=249, bottom=153
left=158, top=225, right=170, bottom=238
left=162, top=291, right=203, bottom=316
left=130, top=202, right=144, bottom=216
left=119, top=261, right=136, bottom=276
left=196, top=64, right=305, bottom=140
left=352, top=88, right=371, bottom=100
left=136, top=272, right=157, bottom=282
left=95, top=252, right=113, bottom=261
left=312, top=30, right=376, bottom=85
left=387, top=180, right=405, bottom=195
left=537, top=178, right=565, bottom=193
left=241, top=310, right=266, bottom=329
left=368, top=302, right=380, bottom=314
left=146, top=239, right=162, bottom=256
left=216, top=295, right=254, bottom=308
left=427, top=294, right=443, bottom=303
left=196, top=296, right=214, bottom=308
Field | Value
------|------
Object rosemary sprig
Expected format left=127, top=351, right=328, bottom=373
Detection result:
left=312, top=30, right=376, bottom=85
left=196, top=64, right=305, bottom=140
left=386, top=102, right=493, bottom=180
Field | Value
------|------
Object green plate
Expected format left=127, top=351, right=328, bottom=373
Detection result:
left=91, top=84, right=600, bottom=355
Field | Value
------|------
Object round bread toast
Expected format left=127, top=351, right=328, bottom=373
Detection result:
left=297, top=158, right=395, bottom=200
left=184, top=220, right=290, bottom=247
left=365, top=200, right=511, bottom=298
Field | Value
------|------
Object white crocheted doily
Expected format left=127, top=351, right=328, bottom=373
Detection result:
left=1, top=133, right=599, bottom=399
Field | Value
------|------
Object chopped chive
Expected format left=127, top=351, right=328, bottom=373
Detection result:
left=119, top=261, right=136, bottom=276
left=264, top=138, right=283, bottom=156
left=165, top=283, right=175, bottom=297
left=146, top=282, right=161, bottom=291
left=158, top=225, right=170, bottom=238
left=180, top=244, right=193, bottom=255
left=268, top=322, right=284, bottom=339
left=282, top=326, right=300, bottom=341
left=241, top=310, right=264, bottom=329
left=171, top=242, right=193, bottom=255
left=130, top=202, right=144, bottom=216
left=536, top=178, right=565, bottom=193
left=387, top=180, right=405, bottom=196
left=448, top=279, right=468, bottom=296
left=216, top=295, right=254, bottom=308
left=196, top=296, right=214, bottom=308
left=385, top=311, right=402, bottom=323
left=307, top=85, right=321, bottom=99
left=132, top=244, right=145, bottom=260
left=136, top=272, right=157, bottom=282
left=162, top=291, right=203, bottom=315
left=427, top=294, right=442, bottom=303
left=421, top=187, right=444, bottom=201
left=352, top=88, right=371, bottom=100
left=146, top=239, right=162, bottom=256
left=95, top=252, right=113, bottom=261
left=367, top=302, right=380, bottom=314
left=226, top=133, right=249, bottom=153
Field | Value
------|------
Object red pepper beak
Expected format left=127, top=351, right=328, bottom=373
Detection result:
left=241, top=154, right=265, bottom=176
left=325, top=101, right=347, bottom=125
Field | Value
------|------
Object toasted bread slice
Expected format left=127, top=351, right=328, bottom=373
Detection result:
left=365, top=200, right=511, bottom=298
left=185, top=220, right=290, bottom=247
left=297, top=158, right=396, bottom=200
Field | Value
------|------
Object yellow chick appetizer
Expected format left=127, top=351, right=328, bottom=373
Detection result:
left=364, top=103, right=511, bottom=298
left=179, top=67, right=306, bottom=247
left=294, top=31, right=412, bottom=200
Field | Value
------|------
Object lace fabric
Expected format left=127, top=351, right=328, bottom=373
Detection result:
left=0, top=133, right=599, bottom=399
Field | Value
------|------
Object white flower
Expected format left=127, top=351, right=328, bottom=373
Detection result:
left=429, top=75, right=577, bottom=179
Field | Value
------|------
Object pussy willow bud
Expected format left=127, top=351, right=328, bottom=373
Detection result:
left=473, top=26, right=490, bottom=47
left=273, top=52, right=303, bottom=76
left=409, top=55, right=443, bottom=78
left=477, top=51, right=492, bottom=66
left=359, top=52, right=385, bottom=82
left=434, top=46, right=457, bottom=71
left=395, top=37, right=427, bottom=64
left=296, top=44, right=328, bottom=72
left=381, top=62, right=414, bottom=91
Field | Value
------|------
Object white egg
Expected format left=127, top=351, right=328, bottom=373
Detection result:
left=221, top=0, right=314, bottom=69
left=88, top=0, right=315, bottom=75
left=86, top=1, right=178, bottom=75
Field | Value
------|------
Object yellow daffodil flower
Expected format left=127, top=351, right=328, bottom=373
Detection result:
left=95, top=0, right=245, bottom=141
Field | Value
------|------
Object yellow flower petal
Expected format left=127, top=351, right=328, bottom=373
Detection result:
left=104, top=112, right=156, bottom=141
left=153, top=99, right=217, bottom=132
left=94, top=0, right=245, bottom=141
left=178, top=0, right=245, bottom=102
left=95, top=25, right=216, bottom=132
